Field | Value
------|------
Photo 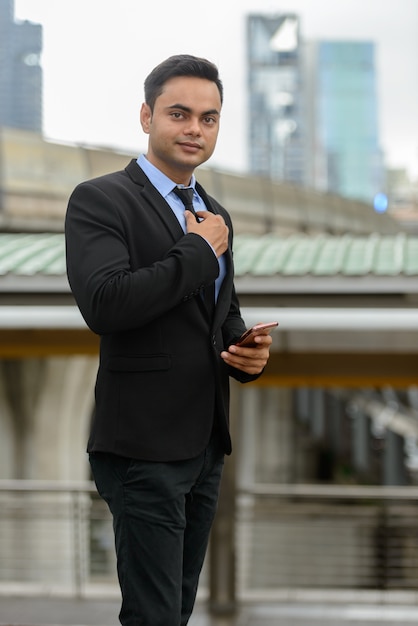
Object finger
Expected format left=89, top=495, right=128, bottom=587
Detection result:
left=254, top=334, right=273, bottom=345
left=185, top=208, right=200, bottom=220
left=221, top=351, right=266, bottom=375
left=194, top=210, right=208, bottom=219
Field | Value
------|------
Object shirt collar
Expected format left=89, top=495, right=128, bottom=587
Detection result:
left=137, top=154, right=196, bottom=199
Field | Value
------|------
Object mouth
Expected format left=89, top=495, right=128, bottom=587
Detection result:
left=178, top=141, right=202, bottom=153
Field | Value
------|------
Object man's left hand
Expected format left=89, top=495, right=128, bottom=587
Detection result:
left=220, top=334, right=272, bottom=375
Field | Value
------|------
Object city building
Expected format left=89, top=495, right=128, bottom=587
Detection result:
left=247, top=13, right=308, bottom=185
left=0, top=0, right=42, bottom=132
left=306, top=40, right=385, bottom=203
left=247, top=14, right=385, bottom=204
left=386, top=167, right=418, bottom=233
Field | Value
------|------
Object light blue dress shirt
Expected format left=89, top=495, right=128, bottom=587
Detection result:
left=137, top=154, right=226, bottom=301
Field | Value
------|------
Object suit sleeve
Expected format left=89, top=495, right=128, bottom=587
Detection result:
left=65, top=180, right=220, bottom=335
left=214, top=207, right=262, bottom=385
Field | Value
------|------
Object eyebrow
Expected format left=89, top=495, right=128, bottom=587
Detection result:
left=166, top=103, right=220, bottom=116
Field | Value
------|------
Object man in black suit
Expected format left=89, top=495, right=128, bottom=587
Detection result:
left=65, top=54, right=272, bottom=626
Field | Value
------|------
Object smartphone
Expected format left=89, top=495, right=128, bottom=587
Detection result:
left=235, top=321, right=278, bottom=347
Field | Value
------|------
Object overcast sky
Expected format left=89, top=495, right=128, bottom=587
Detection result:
left=15, top=0, right=418, bottom=178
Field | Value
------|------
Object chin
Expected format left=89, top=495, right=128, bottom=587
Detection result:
left=179, top=157, right=206, bottom=170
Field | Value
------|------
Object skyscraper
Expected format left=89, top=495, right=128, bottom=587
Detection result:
left=247, top=14, right=307, bottom=185
left=247, top=13, right=384, bottom=203
left=307, top=41, right=384, bottom=202
left=0, top=0, right=43, bottom=132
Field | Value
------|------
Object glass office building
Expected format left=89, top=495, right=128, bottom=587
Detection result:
left=247, top=14, right=384, bottom=203
left=310, top=41, right=384, bottom=202
left=0, top=0, right=43, bottom=132
left=247, top=14, right=307, bottom=185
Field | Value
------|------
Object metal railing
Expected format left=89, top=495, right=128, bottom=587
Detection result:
left=237, top=484, right=418, bottom=596
left=0, top=480, right=106, bottom=597
left=1, top=480, right=418, bottom=600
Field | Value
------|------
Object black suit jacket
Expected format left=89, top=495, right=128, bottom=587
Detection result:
left=65, top=159, right=258, bottom=461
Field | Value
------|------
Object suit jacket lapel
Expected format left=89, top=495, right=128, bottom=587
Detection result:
left=126, top=160, right=234, bottom=327
left=125, top=160, right=184, bottom=241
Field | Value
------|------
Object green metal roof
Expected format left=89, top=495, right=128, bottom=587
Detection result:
left=0, top=232, right=418, bottom=279
left=0, top=233, right=66, bottom=276
left=233, top=233, right=418, bottom=277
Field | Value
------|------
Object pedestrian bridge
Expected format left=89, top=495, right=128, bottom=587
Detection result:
left=0, top=126, right=398, bottom=236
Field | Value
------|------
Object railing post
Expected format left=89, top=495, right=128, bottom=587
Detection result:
left=375, top=502, right=389, bottom=590
left=208, top=453, right=237, bottom=615
left=208, top=384, right=239, bottom=615
left=72, top=490, right=89, bottom=598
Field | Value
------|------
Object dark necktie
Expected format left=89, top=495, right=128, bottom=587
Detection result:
left=172, top=186, right=215, bottom=317
left=173, top=186, right=199, bottom=222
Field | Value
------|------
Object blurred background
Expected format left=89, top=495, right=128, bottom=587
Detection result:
left=10, top=0, right=418, bottom=208
left=1, top=0, right=418, bottom=621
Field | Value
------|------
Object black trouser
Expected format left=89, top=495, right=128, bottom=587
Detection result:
left=90, top=437, right=224, bottom=626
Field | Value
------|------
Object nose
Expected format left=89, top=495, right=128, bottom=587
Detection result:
left=184, top=117, right=201, bottom=136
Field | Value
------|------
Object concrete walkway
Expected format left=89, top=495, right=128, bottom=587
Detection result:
left=2, top=596, right=418, bottom=626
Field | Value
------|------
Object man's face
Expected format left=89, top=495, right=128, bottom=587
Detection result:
left=140, top=75, right=221, bottom=184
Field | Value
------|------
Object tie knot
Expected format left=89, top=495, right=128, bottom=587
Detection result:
left=173, top=186, right=195, bottom=209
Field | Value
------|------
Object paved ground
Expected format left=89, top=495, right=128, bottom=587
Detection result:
left=2, top=596, right=418, bottom=626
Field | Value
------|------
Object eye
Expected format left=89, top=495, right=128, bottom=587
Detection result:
left=203, top=116, right=217, bottom=125
left=170, top=111, right=185, bottom=119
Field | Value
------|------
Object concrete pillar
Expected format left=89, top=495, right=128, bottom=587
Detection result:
left=255, top=388, right=294, bottom=483
left=353, top=410, right=370, bottom=475
left=275, top=388, right=294, bottom=483
left=29, top=356, right=97, bottom=480
left=209, top=382, right=239, bottom=615
left=328, top=393, right=344, bottom=458
left=0, top=356, right=97, bottom=589
left=0, top=356, right=97, bottom=480
left=233, top=385, right=260, bottom=601
left=236, top=386, right=295, bottom=485
left=236, top=386, right=260, bottom=489
left=383, top=430, right=408, bottom=486
left=295, top=387, right=310, bottom=425
left=0, top=359, right=46, bottom=478
left=311, top=388, right=325, bottom=440
left=0, top=364, right=16, bottom=478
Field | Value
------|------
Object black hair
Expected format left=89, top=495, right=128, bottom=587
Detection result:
left=144, top=54, right=223, bottom=111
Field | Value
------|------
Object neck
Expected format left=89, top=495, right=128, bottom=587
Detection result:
left=144, top=154, right=194, bottom=187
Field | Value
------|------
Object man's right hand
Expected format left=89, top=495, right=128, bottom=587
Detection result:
left=185, top=210, right=229, bottom=258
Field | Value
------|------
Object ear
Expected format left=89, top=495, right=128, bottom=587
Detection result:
left=140, top=103, right=152, bottom=134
